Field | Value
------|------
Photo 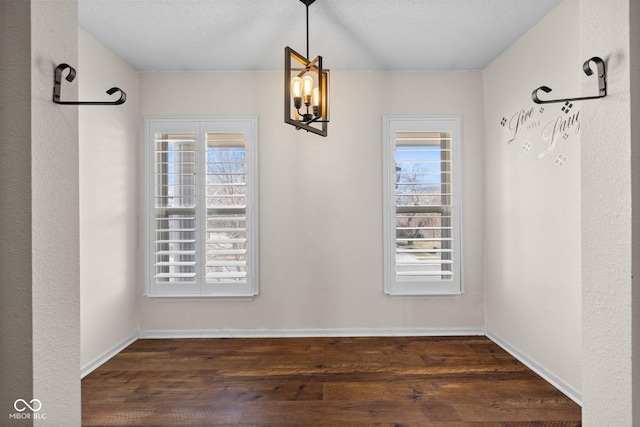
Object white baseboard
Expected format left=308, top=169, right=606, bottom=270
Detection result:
left=485, top=329, right=582, bottom=406
left=138, top=327, right=485, bottom=339
left=81, top=334, right=139, bottom=379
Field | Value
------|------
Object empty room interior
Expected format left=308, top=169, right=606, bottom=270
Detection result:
left=1, top=0, right=639, bottom=425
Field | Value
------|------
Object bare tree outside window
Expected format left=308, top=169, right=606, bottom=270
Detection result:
left=205, top=133, right=248, bottom=284
left=394, top=132, right=453, bottom=279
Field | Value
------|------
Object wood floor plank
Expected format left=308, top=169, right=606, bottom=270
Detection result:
left=236, top=400, right=463, bottom=424
left=82, top=336, right=582, bottom=426
left=323, top=380, right=439, bottom=402
left=451, top=397, right=582, bottom=422
left=83, top=402, right=243, bottom=426
left=430, top=379, right=531, bottom=400
left=112, top=372, right=325, bottom=404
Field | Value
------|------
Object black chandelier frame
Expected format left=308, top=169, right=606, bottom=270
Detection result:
left=284, top=0, right=329, bottom=137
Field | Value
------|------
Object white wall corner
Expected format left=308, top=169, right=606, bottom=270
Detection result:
left=485, top=329, right=582, bottom=406
left=81, top=334, right=139, bottom=379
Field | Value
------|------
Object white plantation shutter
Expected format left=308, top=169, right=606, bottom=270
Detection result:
left=383, top=117, right=462, bottom=295
left=205, top=133, right=248, bottom=283
left=151, top=124, right=198, bottom=293
left=146, top=118, right=259, bottom=298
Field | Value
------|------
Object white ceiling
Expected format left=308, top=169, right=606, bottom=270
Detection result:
left=78, top=0, right=563, bottom=72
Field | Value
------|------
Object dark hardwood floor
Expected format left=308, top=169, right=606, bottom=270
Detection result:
left=82, top=336, right=581, bottom=426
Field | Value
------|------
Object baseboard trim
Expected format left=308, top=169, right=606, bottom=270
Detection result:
left=138, top=327, right=485, bottom=339
left=485, top=329, right=582, bottom=406
left=81, top=334, right=139, bottom=379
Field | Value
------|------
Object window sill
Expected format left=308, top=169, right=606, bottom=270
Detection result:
left=145, top=294, right=256, bottom=302
left=385, top=291, right=463, bottom=299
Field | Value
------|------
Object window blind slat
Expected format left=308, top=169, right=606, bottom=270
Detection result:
left=396, top=271, right=455, bottom=277
left=155, top=250, right=197, bottom=255
left=206, top=249, right=247, bottom=255
left=207, top=238, right=246, bottom=244
left=207, top=261, right=246, bottom=267
left=206, top=272, right=247, bottom=279
left=397, top=260, right=454, bottom=265
left=396, top=248, right=453, bottom=253
left=155, top=261, right=196, bottom=266
left=154, top=273, right=196, bottom=279
left=397, top=227, right=453, bottom=231
left=396, top=236, right=453, bottom=240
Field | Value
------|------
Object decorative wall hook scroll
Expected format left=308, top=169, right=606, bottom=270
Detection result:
left=532, top=56, right=606, bottom=104
left=53, top=63, right=126, bottom=105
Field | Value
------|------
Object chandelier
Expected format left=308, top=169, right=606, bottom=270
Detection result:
left=284, top=0, right=329, bottom=137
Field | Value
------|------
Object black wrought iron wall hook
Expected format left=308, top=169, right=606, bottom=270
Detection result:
left=53, top=63, right=126, bottom=105
left=532, top=56, right=606, bottom=104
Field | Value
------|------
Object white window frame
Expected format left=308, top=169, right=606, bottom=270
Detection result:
left=382, top=116, right=463, bottom=296
left=144, top=117, right=259, bottom=300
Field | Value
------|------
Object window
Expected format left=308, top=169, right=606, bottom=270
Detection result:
left=145, top=117, right=259, bottom=299
left=382, top=116, right=462, bottom=296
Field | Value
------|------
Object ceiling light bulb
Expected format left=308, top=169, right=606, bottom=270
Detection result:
left=302, top=75, right=314, bottom=105
left=312, top=87, right=320, bottom=116
left=291, top=76, right=303, bottom=109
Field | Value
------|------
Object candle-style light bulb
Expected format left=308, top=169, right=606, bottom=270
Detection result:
left=302, top=75, right=313, bottom=106
left=291, top=76, right=303, bottom=109
left=312, top=87, right=320, bottom=117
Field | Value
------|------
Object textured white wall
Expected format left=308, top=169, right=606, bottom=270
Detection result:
left=580, top=0, right=639, bottom=423
left=1, top=2, right=81, bottom=424
left=0, top=0, right=34, bottom=421
left=30, top=1, right=81, bottom=425
left=484, top=0, right=582, bottom=398
left=137, top=70, right=486, bottom=333
left=632, top=0, right=640, bottom=421
left=79, top=28, right=139, bottom=370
